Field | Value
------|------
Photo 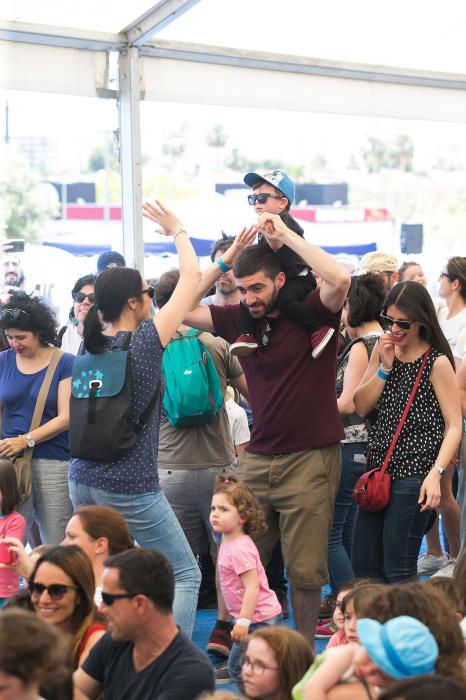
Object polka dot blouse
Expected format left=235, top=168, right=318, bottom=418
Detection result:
left=69, top=320, right=164, bottom=494
left=368, top=350, right=444, bottom=480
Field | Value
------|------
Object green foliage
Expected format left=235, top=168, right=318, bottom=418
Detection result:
left=0, top=147, right=58, bottom=242
left=226, top=147, right=286, bottom=173
left=207, top=124, right=229, bottom=149
left=360, top=134, right=415, bottom=173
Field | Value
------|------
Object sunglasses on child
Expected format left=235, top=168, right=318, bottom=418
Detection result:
left=72, top=292, right=96, bottom=304
left=380, top=314, right=416, bottom=331
left=29, top=581, right=79, bottom=600
left=247, top=193, right=283, bottom=206
left=0, top=308, right=31, bottom=322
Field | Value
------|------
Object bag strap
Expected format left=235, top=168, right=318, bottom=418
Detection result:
left=22, top=349, right=64, bottom=462
left=133, top=375, right=161, bottom=435
left=380, top=348, right=431, bottom=474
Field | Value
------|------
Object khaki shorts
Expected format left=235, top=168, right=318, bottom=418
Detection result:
left=238, top=445, right=341, bottom=589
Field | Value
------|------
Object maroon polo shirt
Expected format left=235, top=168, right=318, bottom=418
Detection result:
left=209, top=289, right=344, bottom=455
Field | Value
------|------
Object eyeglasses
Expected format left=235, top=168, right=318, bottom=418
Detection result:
left=439, top=272, right=454, bottom=281
left=72, top=292, right=96, bottom=304
left=101, top=591, right=136, bottom=606
left=242, top=657, right=279, bottom=676
left=29, top=581, right=79, bottom=601
left=141, top=286, right=155, bottom=299
left=247, top=193, right=283, bottom=206
left=380, top=314, right=416, bottom=331
left=0, top=308, right=31, bottom=322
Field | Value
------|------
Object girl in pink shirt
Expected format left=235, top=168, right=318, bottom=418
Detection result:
left=210, top=474, right=282, bottom=682
left=0, top=460, right=26, bottom=606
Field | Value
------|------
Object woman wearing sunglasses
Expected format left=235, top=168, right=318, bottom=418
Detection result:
left=59, top=274, right=97, bottom=355
left=0, top=291, right=74, bottom=545
left=68, top=200, right=203, bottom=639
left=28, top=544, right=105, bottom=668
left=352, top=280, right=462, bottom=583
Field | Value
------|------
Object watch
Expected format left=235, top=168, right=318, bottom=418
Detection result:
left=25, top=433, right=35, bottom=449
left=432, top=465, right=445, bottom=477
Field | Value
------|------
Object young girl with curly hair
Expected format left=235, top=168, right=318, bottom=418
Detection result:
left=210, top=474, right=282, bottom=682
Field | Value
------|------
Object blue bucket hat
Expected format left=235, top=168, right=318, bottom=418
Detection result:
left=243, top=170, right=295, bottom=206
left=357, top=616, right=438, bottom=680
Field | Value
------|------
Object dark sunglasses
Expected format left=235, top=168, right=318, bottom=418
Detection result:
left=0, top=308, right=31, bottom=322
left=380, top=314, right=416, bottom=331
left=439, top=272, right=454, bottom=281
left=247, top=193, right=283, bottom=206
left=29, top=581, right=79, bottom=600
left=141, top=286, right=155, bottom=299
left=101, top=591, right=136, bottom=606
left=72, top=292, right=96, bottom=304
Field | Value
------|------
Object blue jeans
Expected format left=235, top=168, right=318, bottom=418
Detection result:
left=351, top=475, right=430, bottom=583
left=327, top=443, right=366, bottom=594
left=228, top=613, right=283, bottom=681
left=69, top=480, right=201, bottom=638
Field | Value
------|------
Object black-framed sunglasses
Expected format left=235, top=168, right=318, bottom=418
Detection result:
left=439, top=271, right=454, bottom=281
left=28, top=581, right=79, bottom=601
left=101, top=591, right=136, bottom=606
left=141, top=286, right=155, bottom=299
left=380, top=314, right=416, bottom=331
left=72, top=292, right=96, bottom=304
left=0, top=308, right=31, bottom=322
left=247, top=193, right=283, bottom=206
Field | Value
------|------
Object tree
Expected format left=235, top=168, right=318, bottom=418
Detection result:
left=0, top=147, right=57, bottom=242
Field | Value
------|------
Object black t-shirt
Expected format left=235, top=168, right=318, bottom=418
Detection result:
left=82, top=630, right=215, bottom=700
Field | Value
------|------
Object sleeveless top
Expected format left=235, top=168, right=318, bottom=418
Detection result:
left=336, top=333, right=381, bottom=443
left=368, top=349, right=444, bottom=479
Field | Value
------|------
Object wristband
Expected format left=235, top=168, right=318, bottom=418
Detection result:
left=173, top=228, right=188, bottom=240
left=236, top=618, right=251, bottom=628
left=377, top=367, right=391, bottom=381
left=217, top=257, right=230, bottom=273
left=380, top=364, right=393, bottom=374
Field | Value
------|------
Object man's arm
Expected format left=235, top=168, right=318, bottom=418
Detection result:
left=257, top=212, right=351, bottom=313
left=73, top=668, right=103, bottom=700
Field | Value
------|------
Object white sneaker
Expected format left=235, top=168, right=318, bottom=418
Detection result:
left=431, top=558, right=456, bottom=578
left=417, top=553, right=448, bottom=576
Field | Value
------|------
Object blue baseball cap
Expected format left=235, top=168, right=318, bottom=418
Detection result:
left=357, top=616, right=438, bottom=680
left=97, top=250, right=126, bottom=274
left=243, top=170, right=295, bottom=205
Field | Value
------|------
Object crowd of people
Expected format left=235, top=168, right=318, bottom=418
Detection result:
left=0, top=169, right=465, bottom=700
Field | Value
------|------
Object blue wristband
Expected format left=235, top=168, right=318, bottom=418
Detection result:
left=377, top=367, right=391, bottom=381
left=217, top=258, right=230, bottom=273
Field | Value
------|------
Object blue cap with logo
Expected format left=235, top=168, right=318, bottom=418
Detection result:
left=243, top=170, right=295, bottom=206
left=357, top=616, right=439, bottom=680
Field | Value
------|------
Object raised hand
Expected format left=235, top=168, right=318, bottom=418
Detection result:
left=142, top=200, right=183, bottom=237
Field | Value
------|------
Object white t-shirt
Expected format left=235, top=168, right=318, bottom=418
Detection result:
left=454, top=327, right=466, bottom=362
left=225, top=398, right=250, bottom=448
left=438, top=307, right=466, bottom=353
left=60, top=323, right=83, bottom=355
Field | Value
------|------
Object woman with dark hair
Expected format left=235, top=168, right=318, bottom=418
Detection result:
left=378, top=675, right=466, bottom=700
left=0, top=291, right=74, bottom=544
left=28, top=544, right=105, bottom=668
left=320, top=274, right=385, bottom=624
left=352, top=281, right=462, bottom=583
left=59, top=274, right=97, bottom=354
left=68, top=201, right=203, bottom=638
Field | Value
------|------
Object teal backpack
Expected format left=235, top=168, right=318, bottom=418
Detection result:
left=162, top=329, right=223, bottom=428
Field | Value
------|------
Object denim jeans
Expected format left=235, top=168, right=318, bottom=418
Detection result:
left=69, top=480, right=201, bottom=638
left=327, top=443, right=366, bottom=594
left=228, top=613, right=283, bottom=681
left=20, top=459, right=73, bottom=545
left=458, top=422, right=466, bottom=551
left=352, top=474, right=431, bottom=583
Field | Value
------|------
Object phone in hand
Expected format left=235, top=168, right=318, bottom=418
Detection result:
left=7, top=239, right=25, bottom=253
left=0, top=542, right=14, bottom=565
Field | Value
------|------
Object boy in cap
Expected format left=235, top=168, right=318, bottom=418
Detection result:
left=229, top=170, right=334, bottom=358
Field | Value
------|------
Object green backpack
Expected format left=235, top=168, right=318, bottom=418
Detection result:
left=162, top=329, right=224, bottom=428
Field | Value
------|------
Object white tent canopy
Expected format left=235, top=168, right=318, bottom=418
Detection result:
left=2, top=0, right=466, bottom=266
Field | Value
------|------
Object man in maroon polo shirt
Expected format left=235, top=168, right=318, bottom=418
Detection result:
left=183, top=212, right=350, bottom=645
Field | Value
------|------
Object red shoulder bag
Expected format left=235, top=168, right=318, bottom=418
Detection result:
left=352, top=348, right=431, bottom=512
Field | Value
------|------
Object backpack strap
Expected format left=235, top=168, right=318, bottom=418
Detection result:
left=133, top=375, right=161, bottom=435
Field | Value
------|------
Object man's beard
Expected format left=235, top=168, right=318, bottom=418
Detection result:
left=4, top=273, right=21, bottom=287
left=247, top=286, right=279, bottom=318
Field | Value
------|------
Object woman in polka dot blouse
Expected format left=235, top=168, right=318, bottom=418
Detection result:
left=351, top=280, right=462, bottom=583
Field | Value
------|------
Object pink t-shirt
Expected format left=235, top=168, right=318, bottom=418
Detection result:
left=326, top=630, right=348, bottom=649
left=217, top=534, right=282, bottom=623
left=0, top=511, right=26, bottom=597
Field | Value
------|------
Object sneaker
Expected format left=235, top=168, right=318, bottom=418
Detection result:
left=417, top=553, right=448, bottom=576
left=315, top=619, right=336, bottom=639
left=431, top=558, right=456, bottom=578
left=274, top=588, right=290, bottom=620
left=319, top=593, right=336, bottom=619
left=230, top=334, right=258, bottom=357
left=215, top=660, right=232, bottom=685
left=206, top=621, right=233, bottom=657
left=311, top=327, right=335, bottom=359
